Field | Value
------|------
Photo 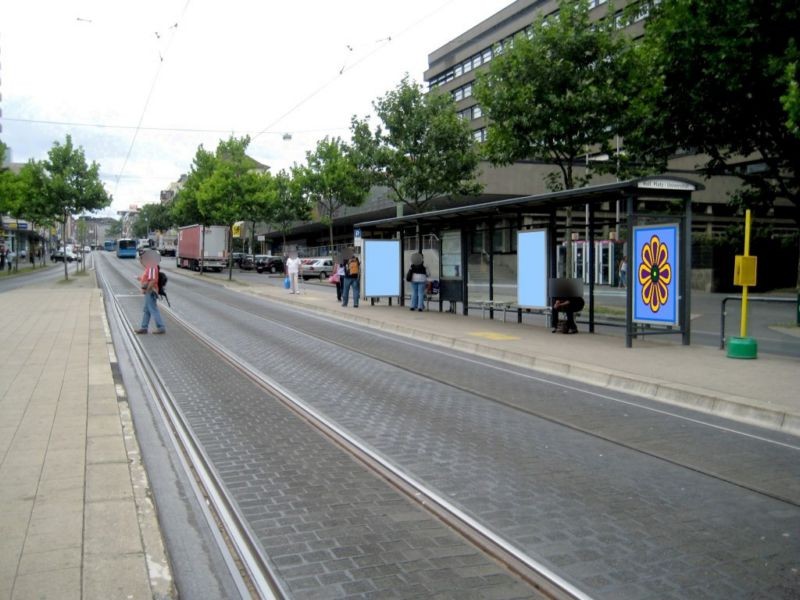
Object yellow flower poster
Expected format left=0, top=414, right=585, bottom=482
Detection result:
left=633, top=224, right=679, bottom=325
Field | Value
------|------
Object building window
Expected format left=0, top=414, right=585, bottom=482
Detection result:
left=454, top=88, right=464, bottom=101
left=455, top=64, right=463, bottom=77
left=473, top=128, right=487, bottom=143
left=482, top=49, right=492, bottom=63
left=473, top=105, right=482, bottom=119
left=473, top=54, right=482, bottom=69
left=463, top=60, right=472, bottom=74
left=463, top=84, right=473, bottom=98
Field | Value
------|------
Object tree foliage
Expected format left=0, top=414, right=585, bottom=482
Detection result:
left=133, top=202, right=174, bottom=239
left=628, top=0, right=800, bottom=221
left=171, top=144, right=216, bottom=227
left=26, top=136, right=110, bottom=279
left=196, top=136, right=269, bottom=279
left=352, top=76, right=481, bottom=212
left=475, top=0, right=646, bottom=191
left=295, top=136, right=369, bottom=250
left=268, top=169, right=311, bottom=249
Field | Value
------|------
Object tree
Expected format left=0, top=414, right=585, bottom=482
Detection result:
left=172, top=145, right=216, bottom=227
left=627, top=0, right=800, bottom=283
left=351, top=76, right=482, bottom=217
left=197, top=136, right=264, bottom=280
left=782, top=61, right=800, bottom=138
left=295, top=137, right=369, bottom=250
left=475, top=0, right=646, bottom=191
left=268, top=169, right=311, bottom=250
left=172, top=144, right=217, bottom=273
left=133, top=202, right=174, bottom=239
left=25, top=136, right=110, bottom=280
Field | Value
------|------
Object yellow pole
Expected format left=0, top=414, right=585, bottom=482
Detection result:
left=740, top=209, right=751, bottom=337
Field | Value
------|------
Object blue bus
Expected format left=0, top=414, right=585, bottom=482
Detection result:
left=104, top=240, right=116, bottom=252
left=116, top=239, right=138, bottom=258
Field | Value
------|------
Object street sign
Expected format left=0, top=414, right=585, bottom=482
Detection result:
left=354, top=228, right=362, bottom=239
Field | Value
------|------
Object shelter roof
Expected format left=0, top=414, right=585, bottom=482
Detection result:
left=356, top=176, right=702, bottom=230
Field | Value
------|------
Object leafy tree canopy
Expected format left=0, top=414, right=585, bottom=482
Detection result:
left=132, top=202, right=174, bottom=238
left=295, top=136, right=369, bottom=249
left=629, top=0, right=800, bottom=220
left=352, top=76, right=481, bottom=211
left=268, top=169, right=311, bottom=249
left=475, top=0, right=647, bottom=191
left=171, top=144, right=216, bottom=226
left=25, top=135, right=110, bottom=279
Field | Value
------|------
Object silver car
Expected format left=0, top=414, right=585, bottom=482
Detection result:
left=302, top=258, right=334, bottom=280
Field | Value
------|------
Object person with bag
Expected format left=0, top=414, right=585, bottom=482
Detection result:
left=406, top=252, right=429, bottom=312
left=341, top=252, right=360, bottom=308
left=134, top=250, right=166, bottom=334
left=332, top=257, right=346, bottom=301
left=285, top=252, right=302, bottom=294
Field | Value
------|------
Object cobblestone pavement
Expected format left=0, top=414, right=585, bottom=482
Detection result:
left=102, top=255, right=800, bottom=599
left=101, top=255, right=536, bottom=599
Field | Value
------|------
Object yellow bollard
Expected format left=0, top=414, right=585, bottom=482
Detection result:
left=728, top=209, right=758, bottom=358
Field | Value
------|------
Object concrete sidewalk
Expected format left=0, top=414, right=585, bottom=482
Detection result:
left=198, top=272, right=800, bottom=436
left=0, top=274, right=172, bottom=599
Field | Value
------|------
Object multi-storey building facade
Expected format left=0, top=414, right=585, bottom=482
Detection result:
left=422, top=0, right=793, bottom=236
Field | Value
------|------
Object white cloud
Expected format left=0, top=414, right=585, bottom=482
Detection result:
left=2, top=0, right=510, bottom=215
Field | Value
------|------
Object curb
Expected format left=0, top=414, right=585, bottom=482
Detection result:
left=227, top=283, right=800, bottom=437
left=97, top=289, right=176, bottom=599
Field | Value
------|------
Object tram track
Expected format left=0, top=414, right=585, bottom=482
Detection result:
left=161, top=265, right=800, bottom=510
left=96, top=254, right=579, bottom=598
left=98, top=260, right=289, bottom=600
left=97, top=254, right=800, bottom=599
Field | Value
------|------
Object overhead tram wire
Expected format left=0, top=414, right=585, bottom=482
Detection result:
left=251, top=0, right=460, bottom=143
left=113, top=0, right=192, bottom=198
left=3, top=117, right=348, bottom=137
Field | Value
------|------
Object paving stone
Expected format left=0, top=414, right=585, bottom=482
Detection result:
left=111, top=265, right=800, bottom=599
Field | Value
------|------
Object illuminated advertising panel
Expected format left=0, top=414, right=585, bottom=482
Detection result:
left=633, top=224, right=679, bottom=325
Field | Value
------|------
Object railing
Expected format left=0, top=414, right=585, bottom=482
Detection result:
left=719, top=296, right=797, bottom=349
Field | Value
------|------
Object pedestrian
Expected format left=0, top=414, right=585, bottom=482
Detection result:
left=285, top=252, right=302, bottom=294
left=334, top=257, right=346, bottom=302
left=134, top=250, right=166, bottom=334
left=6, top=249, right=11, bottom=272
left=0, top=246, right=5, bottom=271
left=341, top=252, right=360, bottom=308
left=551, top=295, right=585, bottom=334
left=618, top=257, right=627, bottom=288
left=406, top=252, right=429, bottom=312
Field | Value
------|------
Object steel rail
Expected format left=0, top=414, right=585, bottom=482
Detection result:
left=160, top=302, right=591, bottom=600
left=96, top=257, right=287, bottom=600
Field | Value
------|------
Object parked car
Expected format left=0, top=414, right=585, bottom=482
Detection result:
left=256, top=256, right=284, bottom=274
left=238, top=254, right=258, bottom=270
left=231, top=252, right=245, bottom=267
left=51, top=247, right=80, bottom=262
left=302, top=258, right=334, bottom=280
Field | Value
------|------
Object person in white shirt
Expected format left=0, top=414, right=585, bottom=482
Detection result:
left=285, top=252, right=302, bottom=294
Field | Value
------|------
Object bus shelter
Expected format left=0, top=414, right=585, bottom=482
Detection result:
left=355, top=176, right=702, bottom=348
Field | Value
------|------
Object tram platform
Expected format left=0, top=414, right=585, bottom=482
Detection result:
left=224, top=274, right=800, bottom=437
left=0, top=273, right=172, bottom=599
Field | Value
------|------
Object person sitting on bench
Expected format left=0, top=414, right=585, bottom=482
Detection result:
left=549, top=277, right=585, bottom=334
left=552, top=296, right=585, bottom=334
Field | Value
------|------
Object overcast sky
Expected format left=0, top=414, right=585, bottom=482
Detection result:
left=2, top=0, right=511, bottom=217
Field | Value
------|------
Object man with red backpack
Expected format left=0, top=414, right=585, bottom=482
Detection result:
left=341, top=251, right=360, bottom=308
left=134, top=250, right=166, bottom=334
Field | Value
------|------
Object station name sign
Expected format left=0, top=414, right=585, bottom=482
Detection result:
left=637, top=179, right=696, bottom=191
